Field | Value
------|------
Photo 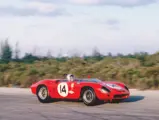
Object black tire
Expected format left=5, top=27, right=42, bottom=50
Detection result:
left=82, top=88, right=97, bottom=106
left=36, top=85, right=51, bottom=103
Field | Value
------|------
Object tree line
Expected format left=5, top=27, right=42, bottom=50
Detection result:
left=0, top=39, right=150, bottom=64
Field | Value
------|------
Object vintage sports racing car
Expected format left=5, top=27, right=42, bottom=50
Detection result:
left=30, top=74, right=130, bottom=106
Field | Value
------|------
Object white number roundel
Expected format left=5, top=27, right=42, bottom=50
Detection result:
left=57, top=82, right=68, bottom=97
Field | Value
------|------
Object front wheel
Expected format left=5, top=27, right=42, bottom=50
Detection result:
left=82, top=88, right=97, bottom=106
left=36, top=85, right=51, bottom=103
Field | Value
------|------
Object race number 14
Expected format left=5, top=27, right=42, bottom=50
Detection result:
left=57, top=83, right=68, bottom=97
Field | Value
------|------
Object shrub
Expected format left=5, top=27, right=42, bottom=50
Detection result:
left=20, top=76, right=39, bottom=88
left=28, top=69, right=39, bottom=75
left=0, top=64, right=9, bottom=72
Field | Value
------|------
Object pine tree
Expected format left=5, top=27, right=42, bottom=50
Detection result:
left=47, top=49, right=52, bottom=59
left=0, top=39, right=13, bottom=63
left=14, top=42, right=20, bottom=60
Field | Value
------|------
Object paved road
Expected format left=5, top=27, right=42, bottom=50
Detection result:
left=0, top=88, right=159, bottom=120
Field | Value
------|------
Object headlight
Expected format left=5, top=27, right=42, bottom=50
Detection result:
left=106, top=83, right=122, bottom=90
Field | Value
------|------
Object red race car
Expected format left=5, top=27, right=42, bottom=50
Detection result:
left=30, top=74, right=130, bottom=106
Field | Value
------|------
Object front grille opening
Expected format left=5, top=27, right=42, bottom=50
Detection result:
left=114, top=94, right=128, bottom=99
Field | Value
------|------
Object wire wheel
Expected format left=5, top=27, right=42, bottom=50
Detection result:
left=38, top=86, right=48, bottom=100
left=36, top=85, right=51, bottom=103
left=82, top=88, right=96, bottom=106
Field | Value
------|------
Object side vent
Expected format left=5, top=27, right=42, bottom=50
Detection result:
left=101, top=86, right=111, bottom=92
left=124, top=86, right=129, bottom=91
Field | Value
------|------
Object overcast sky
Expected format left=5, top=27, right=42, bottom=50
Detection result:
left=0, top=0, right=159, bottom=56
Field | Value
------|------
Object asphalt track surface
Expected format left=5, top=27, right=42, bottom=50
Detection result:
left=0, top=88, right=159, bottom=120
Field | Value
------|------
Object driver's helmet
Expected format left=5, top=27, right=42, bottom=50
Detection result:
left=66, top=74, right=75, bottom=81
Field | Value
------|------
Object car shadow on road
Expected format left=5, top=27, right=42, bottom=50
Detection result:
left=94, top=95, right=145, bottom=106
left=122, top=95, right=145, bottom=103
left=42, top=95, right=145, bottom=106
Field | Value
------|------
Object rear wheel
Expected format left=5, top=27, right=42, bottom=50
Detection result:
left=82, top=88, right=97, bottom=106
left=36, top=85, right=51, bottom=103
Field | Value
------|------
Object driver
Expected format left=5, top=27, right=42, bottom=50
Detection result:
left=66, top=74, right=75, bottom=81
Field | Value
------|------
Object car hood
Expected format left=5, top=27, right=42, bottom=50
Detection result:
left=101, top=81, right=125, bottom=86
left=99, top=81, right=126, bottom=91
